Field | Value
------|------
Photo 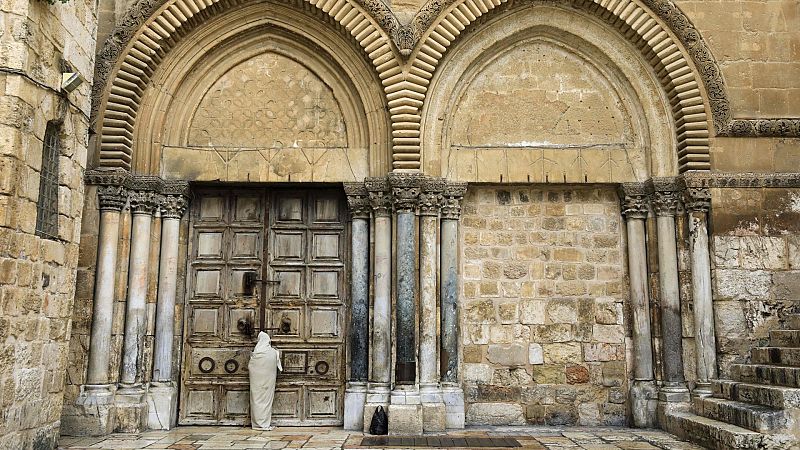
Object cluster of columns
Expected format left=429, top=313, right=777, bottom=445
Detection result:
left=619, top=175, right=717, bottom=428
left=77, top=169, right=189, bottom=434
left=343, top=175, right=467, bottom=433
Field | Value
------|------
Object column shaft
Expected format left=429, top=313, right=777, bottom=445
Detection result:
left=689, top=209, right=717, bottom=390
left=350, top=217, right=370, bottom=382
left=395, top=210, right=416, bottom=384
left=373, top=213, right=392, bottom=385
left=121, top=211, right=154, bottom=386
left=152, top=216, right=181, bottom=382
left=627, top=217, right=654, bottom=380
left=419, top=214, right=438, bottom=386
left=86, top=209, right=122, bottom=385
left=440, top=219, right=459, bottom=383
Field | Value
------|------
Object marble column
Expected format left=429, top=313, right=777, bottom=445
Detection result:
left=650, top=178, right=689, bottom=403
left=620, top=183, right=657, bottom=427
left=343, top=182, right=371, bottom=430
left=148, top=182, right=188, bottom=430
left=683, top=175, right=718, bottom=396
left=363, top=177, right=392, bottom=430
left=75, top=169, right=129, bottom=435
left=117, top=178, right=161, bottom=432
left=418, top=177, right=445, bottom=431
left=439, top=182, right=467, bottom=429
left=388, top=172, right=423, bottom=435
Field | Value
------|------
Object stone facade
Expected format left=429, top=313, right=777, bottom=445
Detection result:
left=460, top=186, right=627, bottom=426
left=0, top=0, right=97, bottom=447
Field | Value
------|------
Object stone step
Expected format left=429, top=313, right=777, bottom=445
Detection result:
left=771, top=330, right=800, bottom=347
left=693, top=396, right=789, bottom=433
left=752, top=347, right=800, bottom=366
left=663, top=410, right=766, bottom=450
left=731, top=363, right=800, bottom=388
left=713, top=379, right=800, bottom=409
left=785, top=314, right=800, bottom=330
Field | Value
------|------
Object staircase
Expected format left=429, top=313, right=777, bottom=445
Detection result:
left=664, top=314, right=800, bottom=450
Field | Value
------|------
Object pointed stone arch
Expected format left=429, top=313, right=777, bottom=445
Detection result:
left=92, top=0, right=403, bottom=170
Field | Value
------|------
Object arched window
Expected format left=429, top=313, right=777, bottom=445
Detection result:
left=35, top=121, right=60, bottom=240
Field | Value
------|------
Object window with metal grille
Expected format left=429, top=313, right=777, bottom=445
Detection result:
left=35, top=121, right=60, bottom=240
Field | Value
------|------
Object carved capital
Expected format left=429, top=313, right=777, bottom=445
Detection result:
left=618, top=182, right=649, bottom=219
left=86, top=168, right=130, bottom=211
left=680, top=172, right=712, bottom=213
left=649, top=177, right=681, bottom=217
left=129, top=190, right=162, bottom=215
left=365, top=176, right=392, bottom=217
left=161, top=195, right=188, bottom=219
left=440, top=181, right=468, bottom=220
left=343, top=182, right=371, bottom=220
left=389, top=172, right=423, bottom=213
left=419, top=176, right=445, bottom=216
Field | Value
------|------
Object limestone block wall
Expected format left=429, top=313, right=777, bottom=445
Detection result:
left=0, top=0, right=97, bottom=447
left=459, top=186, right=629, bottom=426
left=710, top=185, right=800, bottom=377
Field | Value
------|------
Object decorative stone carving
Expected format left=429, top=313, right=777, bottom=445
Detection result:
left=619, top=183, right=649, bottom=219
left=705, top=172, right=800, bottom=188
left=650, top=178, right=681, bottom=217
left=680, top=173, right=712, bottom=213
left=365, top=177, right=392, bottom=217
left=419, top=177, right=445, bottom=216
left=440, top=182, right=468, bottom=220
left=87, top=169, right=131, bottom=211
left=160, top=180, right=190, bottom=219
left=344, top=183, right=371, bottom=219
left=129, top=176, right=164, bottom=215
left=389, top=173, right=423, bottom=213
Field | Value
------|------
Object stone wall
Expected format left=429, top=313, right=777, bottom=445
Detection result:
left=0, top=0, right=97, bottom=447
left=710, top=186, right=800, bottom=377
left=459, top=186, right=629, bottom=426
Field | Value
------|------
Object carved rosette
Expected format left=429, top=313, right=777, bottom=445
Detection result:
left=618, top=182, right=649, bottom=220
left=389, top=172, right=423, bottom=213
left=419, top=176, right=445, bottom=216
left=86, top=168, right=130, bottom=211
left=440, top=181, right=468, bottom=220
left=365, top=177, right=392, bottom=217
left=343, top=182, right=371, bottom=220
left=650, top=177, right=681, bottom=217
left=129, top=176, right=163, bottom=215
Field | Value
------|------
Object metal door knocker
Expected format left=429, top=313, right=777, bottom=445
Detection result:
left=224, top=359, right=239, bottom=373
left=198, top=357, right=215, bottom=373
left=314, top=361, right=329, bottom=375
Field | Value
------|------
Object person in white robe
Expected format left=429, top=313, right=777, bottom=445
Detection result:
left=249, top=331, right=282, bottom=430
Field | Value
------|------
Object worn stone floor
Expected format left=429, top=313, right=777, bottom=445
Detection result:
left=58, top=426, right=706, bottom=449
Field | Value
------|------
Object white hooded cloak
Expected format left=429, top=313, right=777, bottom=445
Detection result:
left=249, top=331, right=282, bottom=430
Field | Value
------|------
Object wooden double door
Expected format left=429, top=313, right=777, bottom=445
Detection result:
left=179, top=187, right=348, bottom=426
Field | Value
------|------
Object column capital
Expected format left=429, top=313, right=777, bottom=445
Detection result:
left=160, top=180, right=190, bottom=219
left=365, top=177, right=392, bottom=217
left=344, top=182, right=371, bottom=219
left=649, top=177, right=681, bottom=217
left=440, top=182, right=468, bottom=220
left=389, top=172, right=423, bottom=213
left=679, top=172, right=712, bottom=213
left=129, top=176, right=164, bottom=215
left=419, top=176, right=445, bottom=216
left=619, top=182, right=649, bottom=219
left=86, top=168, right=130, bottom=211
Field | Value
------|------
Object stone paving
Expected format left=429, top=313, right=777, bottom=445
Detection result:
left=58, top=426, right=706, bottom=449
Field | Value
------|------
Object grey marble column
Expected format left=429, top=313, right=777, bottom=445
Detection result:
left=651, top=178, right=689, bottom=400
left=440, top=182, right=467, bottom=429
left=365, top=177, right=392, bottom=406
left=620, top=183, right=657, bottom=427
left=85, top=172, right=129, bottom=387
left=683, top=175, right=718, bottom=396
left=120, top=179, right=162, bottom=388
left=390, top=173, right=422, bottom=385
left=343, top=182, right=371, bottom=430
left=148, top=183, right=188, bottom=430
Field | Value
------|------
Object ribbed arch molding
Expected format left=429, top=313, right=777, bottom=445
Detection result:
left=97, top=0, right=401, bottom=169
left=402, top=0, right=711, bottom=172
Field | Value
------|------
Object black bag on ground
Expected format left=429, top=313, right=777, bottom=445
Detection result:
left=369, top=406, right=388, bottom=435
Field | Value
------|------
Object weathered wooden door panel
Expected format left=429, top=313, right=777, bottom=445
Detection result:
left=180, top=188, right=346, bottom=426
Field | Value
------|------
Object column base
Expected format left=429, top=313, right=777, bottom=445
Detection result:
left=363, top=382, right=391, bottom=433
left=344, top=382, right=367, bottom=431
left=691, top=381, right=714, bottom=399
left=441, top=384, right=465, bottom=429
left=115, top=384, right=148, bottom=433
left=60, top=384, right=117, bottom=436
left=658, top=382, right=691, bottom=403
left=147, top=381, right=178, bottom=430
left=420, top=383, right=445, bottom=432
left=630, top=380, right=658, bottom=428
left=389, top=385, right=423, bottom=435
